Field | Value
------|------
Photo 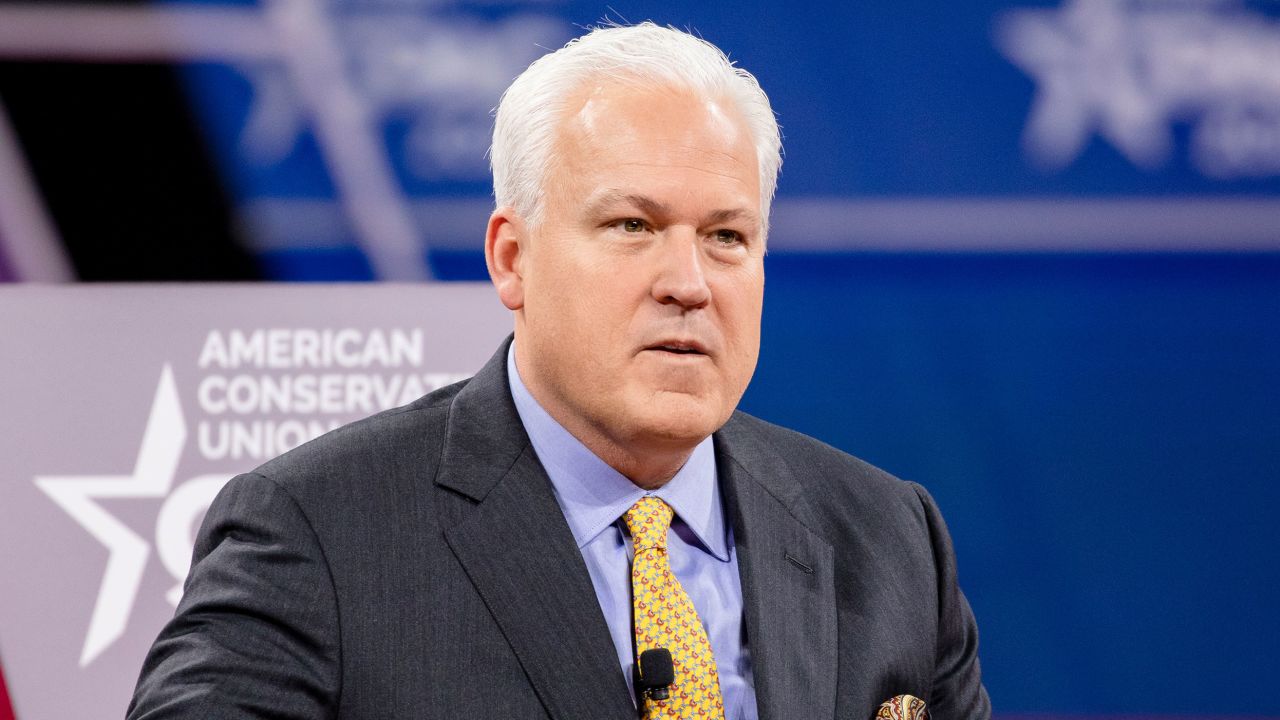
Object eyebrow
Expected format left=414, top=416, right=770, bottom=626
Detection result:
left=584, top=191, right=672, bottom=220
left=584, top=190, right=759, bottom=228
left=702, top=207, right=756, bottom=226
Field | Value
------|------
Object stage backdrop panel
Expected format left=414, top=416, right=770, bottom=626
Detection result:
left=0, top=284, right=511, bottom=720
left=0, top=0, right=1255, bottom=279
left=741, top=253, right=1280, bottom=715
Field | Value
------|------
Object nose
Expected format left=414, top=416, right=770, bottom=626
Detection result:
left=652, top=229, right=711, bottom=309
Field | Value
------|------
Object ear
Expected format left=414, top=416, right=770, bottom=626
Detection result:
left=485, top=207, right=527, bottom=311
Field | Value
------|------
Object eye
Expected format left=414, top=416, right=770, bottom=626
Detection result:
left=714, top=229, right=743, bottom=245
left=621, top=218, right=646, bottom=233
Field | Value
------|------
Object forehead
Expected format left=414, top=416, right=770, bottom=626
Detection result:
left=565, top=81, right=745, bottom=142
left=547, top=82, right=760, bottom=212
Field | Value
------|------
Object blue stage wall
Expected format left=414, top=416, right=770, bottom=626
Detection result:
left=165, top=0, right=1280, bottom=709
left=741, top=253, right=1280, bottom=713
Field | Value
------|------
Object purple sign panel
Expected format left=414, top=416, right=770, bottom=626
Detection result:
left=0, top=284, right=511, bottom=719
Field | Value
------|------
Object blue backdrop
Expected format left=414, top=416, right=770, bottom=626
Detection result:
left=743, top=253, right=1280, bottom=712
left=163, top=0, right=1280, bottom=712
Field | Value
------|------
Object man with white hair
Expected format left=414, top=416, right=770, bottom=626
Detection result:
left=130, top=23, right=990, bottom=720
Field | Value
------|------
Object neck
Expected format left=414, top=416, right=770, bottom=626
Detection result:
left=576, top=434, right=696, bottom=490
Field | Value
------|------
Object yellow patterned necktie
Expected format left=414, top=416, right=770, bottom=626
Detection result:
left=624, top=496, right=725, bottom=719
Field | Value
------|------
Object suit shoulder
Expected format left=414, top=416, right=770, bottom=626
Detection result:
left=725, top=411, right=914, bottom=494
left=720, top=411, right=927, bottom=528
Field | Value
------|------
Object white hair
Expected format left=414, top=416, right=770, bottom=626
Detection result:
left=491, top=22, right=783, bottom=235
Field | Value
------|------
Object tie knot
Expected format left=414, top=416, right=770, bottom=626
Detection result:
left=623, top=496, right=673, bottom=553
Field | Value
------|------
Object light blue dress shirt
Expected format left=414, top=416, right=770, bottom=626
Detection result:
left=507, top=346, right=758, bottom=719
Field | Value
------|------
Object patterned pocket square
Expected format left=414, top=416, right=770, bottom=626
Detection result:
left=875, top=694, right=928, bottom=720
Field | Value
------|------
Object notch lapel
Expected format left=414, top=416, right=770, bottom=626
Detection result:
left=434, top=341, right=635, bottom=720
left=717, top=417, right=838, bottom=720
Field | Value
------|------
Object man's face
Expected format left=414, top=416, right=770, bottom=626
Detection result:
left=509, top=82, right=765, bottom=473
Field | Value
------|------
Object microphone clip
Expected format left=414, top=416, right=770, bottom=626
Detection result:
left=635, top=647, right=675, bottom=703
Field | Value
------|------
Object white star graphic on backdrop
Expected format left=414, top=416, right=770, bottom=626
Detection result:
left=35, top=366, right=186, bottom=667
left=996, top=0, right=1170, bottom=169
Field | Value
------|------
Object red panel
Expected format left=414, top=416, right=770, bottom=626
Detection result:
left=0, top=657, right=14, bottom=720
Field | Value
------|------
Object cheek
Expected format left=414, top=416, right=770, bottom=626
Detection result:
left=524, top=245, right=589, bottom=327
left=718, top=273, right=764, bottom=329
left=719, top=279, right=764, bottom=377
left=535, top=272, right=630, bottom=358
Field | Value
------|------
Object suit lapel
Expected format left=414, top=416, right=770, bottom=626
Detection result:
left=434, top=341, right=635, bottom=720
left=717, top=417, right=838, bottom=720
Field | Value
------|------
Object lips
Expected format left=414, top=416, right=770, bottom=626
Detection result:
left=645, top=339, right=710, bottom=356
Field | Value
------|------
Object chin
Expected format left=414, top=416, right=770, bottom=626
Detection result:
left=631, top=395, right=727, bottom=446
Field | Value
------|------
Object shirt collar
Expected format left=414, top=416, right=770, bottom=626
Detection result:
left=507, top=344, right=728, bottom=561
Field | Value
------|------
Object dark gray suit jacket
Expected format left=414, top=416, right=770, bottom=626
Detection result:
left=129, top=341, right=990, bottom=719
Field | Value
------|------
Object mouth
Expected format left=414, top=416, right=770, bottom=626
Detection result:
left=645, top=340, right=710, bottom=357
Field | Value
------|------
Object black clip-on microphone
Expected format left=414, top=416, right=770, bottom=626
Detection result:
left=635, top=648, right=675, bottom=702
